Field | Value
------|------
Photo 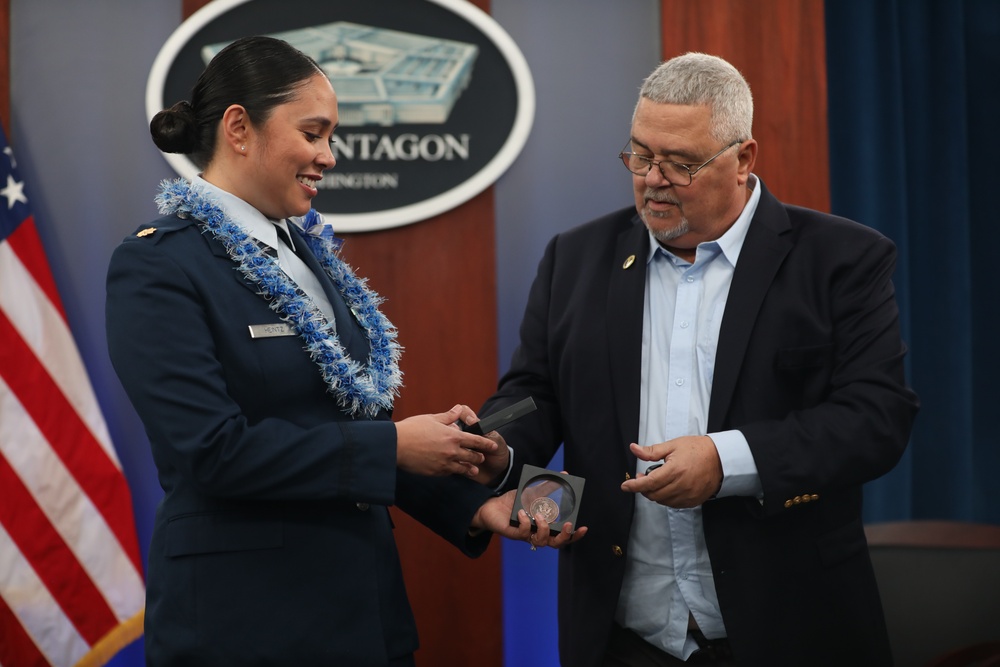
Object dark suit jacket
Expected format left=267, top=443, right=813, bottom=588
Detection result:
left=107, top=215, right=493, bottom=667
left=482, top=183, right=919, bottom=666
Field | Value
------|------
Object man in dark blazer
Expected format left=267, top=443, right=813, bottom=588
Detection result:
left=480, top=53, right=918, bottom=666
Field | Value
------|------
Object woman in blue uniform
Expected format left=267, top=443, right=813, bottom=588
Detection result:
left=106, top=35, right=570, bottom=667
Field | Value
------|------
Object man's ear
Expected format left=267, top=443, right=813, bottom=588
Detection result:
left=219, top=104, right=250, bottom=156
left=736, top=139, right=758, bottom=184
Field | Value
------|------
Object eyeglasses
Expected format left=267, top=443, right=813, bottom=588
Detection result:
left=619, top=140, right=741, bottom=186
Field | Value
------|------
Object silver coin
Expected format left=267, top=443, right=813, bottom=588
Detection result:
left=529, top=497, right=560, bottom=523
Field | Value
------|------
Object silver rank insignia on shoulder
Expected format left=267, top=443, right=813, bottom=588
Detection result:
left=136, top=227, right=157, bottom=238
left=248, top=323, right=295, bottom=338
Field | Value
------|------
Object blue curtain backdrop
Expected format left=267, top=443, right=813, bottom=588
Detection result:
left=826, top=0, right=1000, bottom=524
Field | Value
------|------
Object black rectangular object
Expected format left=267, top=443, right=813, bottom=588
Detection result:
left=462, top=396, right=537, bottom=436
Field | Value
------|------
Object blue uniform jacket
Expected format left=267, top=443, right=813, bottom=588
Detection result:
left=107, top=214, right=493, bottom=666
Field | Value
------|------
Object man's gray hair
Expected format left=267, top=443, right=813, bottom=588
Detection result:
left=637, top=52, right=753, bottom=143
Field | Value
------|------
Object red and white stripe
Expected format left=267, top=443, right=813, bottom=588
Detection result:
left=0, top=216, right=145, bottom=665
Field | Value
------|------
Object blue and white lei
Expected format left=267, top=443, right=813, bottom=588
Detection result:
left=154, top=178, right=402, bottom=417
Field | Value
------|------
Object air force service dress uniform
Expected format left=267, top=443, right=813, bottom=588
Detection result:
left=107, top=180, right=494, bottom=666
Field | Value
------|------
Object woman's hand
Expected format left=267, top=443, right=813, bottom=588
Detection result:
left=471, top=488, right=588, bottom=549
left=395, top=405, right=498, bottom=477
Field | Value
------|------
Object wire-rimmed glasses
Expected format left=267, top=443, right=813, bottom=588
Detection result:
left=619, top=140, right=741, bottom=186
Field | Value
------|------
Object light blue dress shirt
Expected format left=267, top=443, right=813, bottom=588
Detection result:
left=614, top=175, right=763, bottom=659
left=192, top=177, right=336, bottom=328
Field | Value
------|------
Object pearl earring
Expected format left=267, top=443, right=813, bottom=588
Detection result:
left=241, top=145, right=246, bottom=152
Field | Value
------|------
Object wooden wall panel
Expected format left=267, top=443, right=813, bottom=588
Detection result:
left=178, top=2, right=502, bottom=665
left=352, top=192, right=502, bottom=667
left=658, top=0, right=830, bottom=212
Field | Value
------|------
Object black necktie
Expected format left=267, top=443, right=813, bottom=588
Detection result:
left=276, top=224, right=370, bottom=362
left=274, top=224, right=296, bottom=254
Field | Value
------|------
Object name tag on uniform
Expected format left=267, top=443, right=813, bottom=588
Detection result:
left=248, top=323, right=295, bottom=339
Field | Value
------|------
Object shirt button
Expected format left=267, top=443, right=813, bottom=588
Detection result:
left=611, top=545, right=623, bottom=557
left=679, top=321, right=689, bottom=328
left=356, top=502, right=370, bottom=511
left=686, top=276, right=695, bottom=283
left=675, top=378, right=684, bottom=386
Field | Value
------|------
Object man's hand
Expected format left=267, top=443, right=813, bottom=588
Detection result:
left=477, top=431, right=511, bottom=486
left=620, top=436, right=723, bottom=508
left=455, top=413, right=512, bottom=486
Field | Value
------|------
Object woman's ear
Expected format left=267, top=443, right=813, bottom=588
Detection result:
left=219, top=104, right=250, bottom=157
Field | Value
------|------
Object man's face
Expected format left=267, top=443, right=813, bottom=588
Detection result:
left=629, top=99, right=752, bottom=252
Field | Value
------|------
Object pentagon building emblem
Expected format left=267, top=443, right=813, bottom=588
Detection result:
left=148, top=0, right=534, bottom=232
left=202, top=22, right=478, bottom=127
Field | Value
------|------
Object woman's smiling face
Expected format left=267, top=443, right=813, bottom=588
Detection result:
left=242, top=72, right=339, bottom=220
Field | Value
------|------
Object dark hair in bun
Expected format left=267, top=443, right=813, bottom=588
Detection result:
left=150, top=101, right=199, bottom=154
left=149, top=35, right=323, bottom=169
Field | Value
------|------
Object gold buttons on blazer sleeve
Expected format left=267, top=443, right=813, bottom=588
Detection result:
left=783, top=493, right=820, bottom=508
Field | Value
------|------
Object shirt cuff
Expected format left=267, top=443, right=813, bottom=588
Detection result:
left=708, top=430, right=762, bottom=499
left=489, top=445, right=515, bottom=492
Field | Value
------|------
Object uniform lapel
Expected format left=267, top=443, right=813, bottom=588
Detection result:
left=707, top=185, right=792, bottom=431
left=204, top=230, right=254, bottom=293
left=607, top=218, right=650, bottom=454
left=205, top=222, right=369, bottom=362
left=286, top=225, right=369, bottom=362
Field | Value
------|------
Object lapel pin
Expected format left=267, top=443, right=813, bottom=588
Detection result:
left=136, top=227, right=157, bottom=238
left=622, top=254, right=636, bottom=270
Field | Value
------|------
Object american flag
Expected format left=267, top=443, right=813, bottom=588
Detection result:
left=0, top=126, right=145, bottom=665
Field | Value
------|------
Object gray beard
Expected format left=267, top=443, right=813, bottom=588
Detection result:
left=642, top=211, right=690, bottom=243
